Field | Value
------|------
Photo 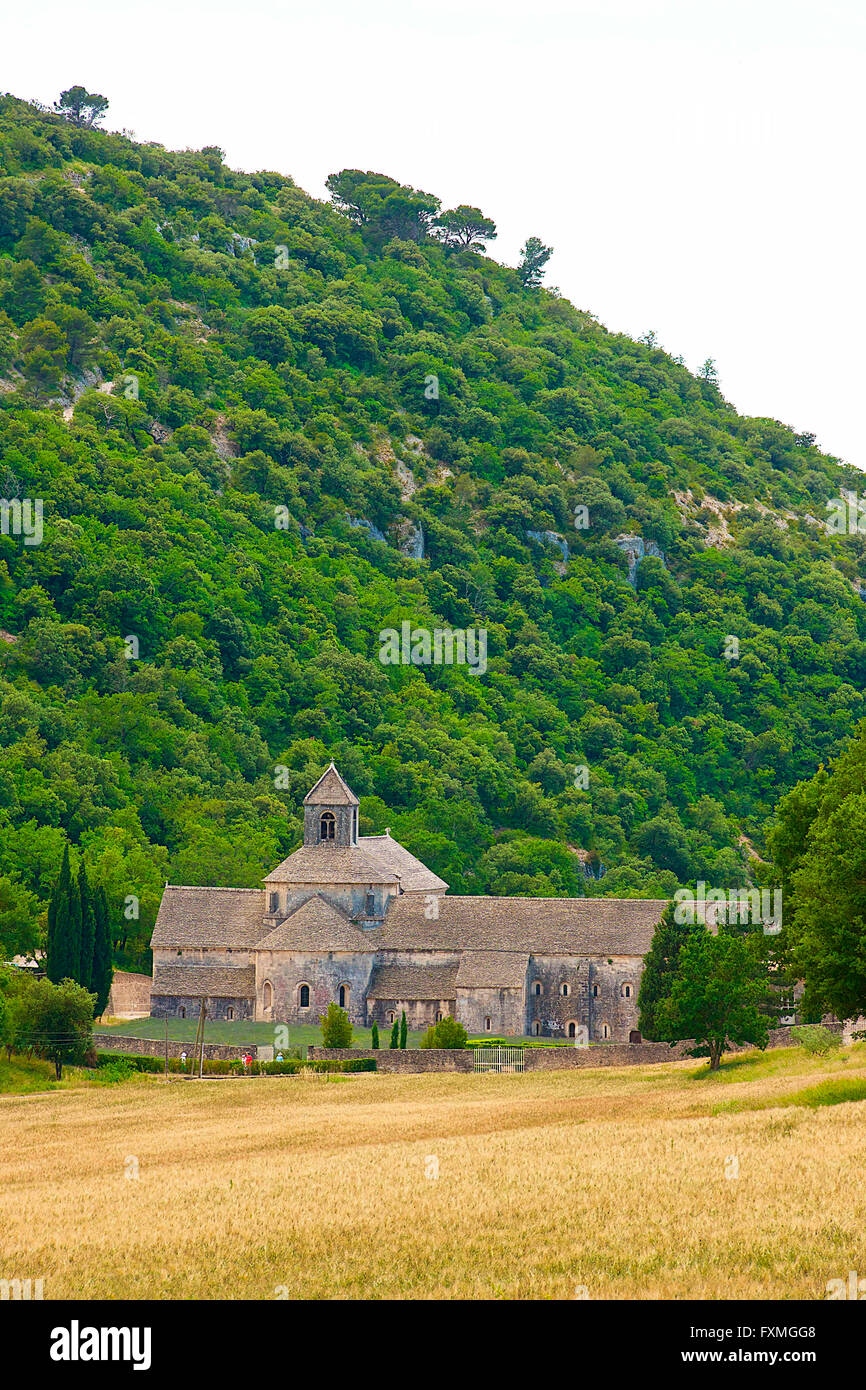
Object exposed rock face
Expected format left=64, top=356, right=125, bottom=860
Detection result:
left=613, top=533, right=665, bottom=585
left=394, top=518, right=425, bottom=559
left=527, top=529, right=570, bottom=561
left=348, top=515, right=387, bottom=543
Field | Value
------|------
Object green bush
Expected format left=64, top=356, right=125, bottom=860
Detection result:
left=320, top=1002, right=353, bottom=1048
left=792, top=1025, right=843, bottom=1057
left=420, top=1015, right=468, bottom=1049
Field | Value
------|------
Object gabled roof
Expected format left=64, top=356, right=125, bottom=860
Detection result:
left=255, top=894, right=376, bottom=953
left=455, top=951, right=529, bottom=990
left=151, top=964, right=255, bottom=998
left=370, top=896, right=666, bottom=956
left=263, top=844, right=396, bottom=886
left=303, top=763, right=359, bottom=806
left=367, top=961, right=458, bottom=1000
left=356, top=833, right=448, bottom=894
left=150, top=886, right=265, bottom=949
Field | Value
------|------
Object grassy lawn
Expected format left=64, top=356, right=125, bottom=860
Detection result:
left=3, top=1043, right=866, bottom=1299
left=96, top=1016, right=575, bottom=1051
left=0, top=1056, right=104, bottom=1096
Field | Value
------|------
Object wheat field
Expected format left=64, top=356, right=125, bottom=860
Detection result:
left=3, top=1047, right=866, bottom=1300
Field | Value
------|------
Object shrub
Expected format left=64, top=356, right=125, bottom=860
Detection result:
left=371, top=1021, right=379, bottom=1049
left=320, top=1002, right=353, bottom=1048
left=792, top=1025, right=843, bottom=1057
left=420, top=1015, right=468, bottom=1049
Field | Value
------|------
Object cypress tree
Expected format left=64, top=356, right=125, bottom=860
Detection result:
left=46, top=846, right=72, bottom=983
left=78, top=862, right=95, bottom=990
left=48, top=847, right=81, bottom=985
left=371, top=1021, right=379, bottom=1049
left=399, top=1009, right=407, bottom=1049
left=389, top=1017, right=399, bottom=1048
left=90, top=884, right=114, bottom=1018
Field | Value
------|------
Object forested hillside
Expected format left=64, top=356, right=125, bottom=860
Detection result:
left=1, top=91, right=864, bottom=970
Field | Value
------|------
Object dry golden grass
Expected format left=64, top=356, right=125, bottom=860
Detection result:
left=3, top=1046, right=866, bottom=1300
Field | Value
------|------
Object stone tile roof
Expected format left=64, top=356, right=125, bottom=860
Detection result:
left=151, top=964, right=256, bottom=998
left=151, top=886, right=265, bottom=949
left=303, top=763, right=359, bottom=806
left=367, top=962, right=458, bottom=999
left=371, top=896, right=666, bottom=955
left=358, top=833, right=448, bottom=893
left=262, top=843, right=397, bottom=886
left=455, top=951, right=529, bottom=990
left=255, top=894, right=376, bottom=953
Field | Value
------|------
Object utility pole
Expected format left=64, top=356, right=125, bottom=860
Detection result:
left=164, top=1016, right=169, bottom=1080
left=199, top=1000, right=208, bottom=1079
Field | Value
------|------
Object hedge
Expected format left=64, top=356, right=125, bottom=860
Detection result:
left=94, top=1052, right=376, bottom=1076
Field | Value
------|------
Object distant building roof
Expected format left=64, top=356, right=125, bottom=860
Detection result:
left=455, top=951, right=529, bottom=990
left=151, top=964, right=256, bottom=998
left=151, top=886, right=264, bottom=949
left=255, top=894, right=376, bottom=953
left=303, top=763, right=359, bottom=806
left=263, top=843, right=397, bottom=886
left=354, top=833, right=448, bottom=894
left=371, top=896, right=665, bottom=956
left=367, top=962, right=458, bottom=1000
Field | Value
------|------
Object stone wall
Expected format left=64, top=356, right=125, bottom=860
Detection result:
left=255, top=949, right=375, bottom=1026
left=93, top=1033, right=261, bottom=1061
left=150, top=993, right=254, bottom=1022
left=308, top=1047, right=474, bottom=1072
left=527, top=954, right=643, bottom=1041
left=457, top=986, right=525, bottom=1037
left=105, top=970, right=151, bottom=1019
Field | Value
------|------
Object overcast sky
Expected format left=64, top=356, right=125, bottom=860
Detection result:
left=4, top=0, right=864, bottom=467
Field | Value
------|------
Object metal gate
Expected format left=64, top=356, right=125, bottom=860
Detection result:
left=473, top=1045, right=525, bottom=1073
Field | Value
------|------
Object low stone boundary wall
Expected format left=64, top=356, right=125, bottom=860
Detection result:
left=309, top=1048, right=473, bottom=1072
left=93, top=1033, right=263, bottom=1062
left=309, top=1024, right=846, bottom=1074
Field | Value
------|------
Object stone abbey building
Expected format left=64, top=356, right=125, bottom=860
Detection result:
left=150, top=764, right=665, bottom=1040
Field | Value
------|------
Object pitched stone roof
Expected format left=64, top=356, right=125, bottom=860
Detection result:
left=455, top=951, right=529, bottom=990
left=356, top=833, right=448, bottom=893
left=255, top=894, right=376, bottom=953
left=303, top=763, right=359, bottom=806
left=151, top=886, right=265, bottom=949
left=263, top=843, right=397, bottom=886
left=151, top=964, right=256, bottom=998
left=367, top=962, right=458, bottom=1000
left=371, top=896, right=665, bottom=955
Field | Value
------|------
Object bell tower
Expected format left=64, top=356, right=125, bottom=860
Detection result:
left=302, top=763, right=360, bottom=848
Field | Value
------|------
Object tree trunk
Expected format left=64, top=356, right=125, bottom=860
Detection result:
left=55, top=1059, right=62, bottom=1080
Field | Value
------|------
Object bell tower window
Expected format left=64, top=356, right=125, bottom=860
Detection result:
left=320, top=811, right=336, bottom=842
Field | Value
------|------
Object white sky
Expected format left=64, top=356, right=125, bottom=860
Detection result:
left=4, top=0, right=864, bottom=466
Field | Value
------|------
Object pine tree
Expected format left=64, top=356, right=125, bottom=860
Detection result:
left=399, top=1009, right=407, bottom=1049
left=78, top=862, right=95, bottom=991
left=389, top=1017, right=399, bottom=1048
left=371, top=1021, right=379, bottom=1049
left=90, top=884, right=113, bottom=1018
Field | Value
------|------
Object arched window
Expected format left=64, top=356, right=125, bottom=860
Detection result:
left=388, top=1011, right=395, bottom=1024
left=532, top=980, right=543, bottom=996
left=485, top=1017, right=492, bottom=1031
left=436, top=1011, right=443, bottom=1023
left=320, top=811, right=336, bottom=841
left=560, top=983, right=570, bottom=997
left=179, top=1006, right=186, bottom=1019
left=621, top=983, right=633, bottom=999
left=532, top=1020, right=541, bottom=1036
left=226, top=1007, right=234, bottom=1021
left=338, top=984, right=349, bottom=1009
left=299, top=983, right=310, bottom=1009
left=567, top=1022, right=577, bottom=1039
left=263, top=981, right=273, bottom=1010
left=592, top=983, right=600, bottom=998
left=601, top=1023, right=611, bottom=1040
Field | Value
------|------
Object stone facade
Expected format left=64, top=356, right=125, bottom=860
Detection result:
left=150, top=763, right=668, bottom=1041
